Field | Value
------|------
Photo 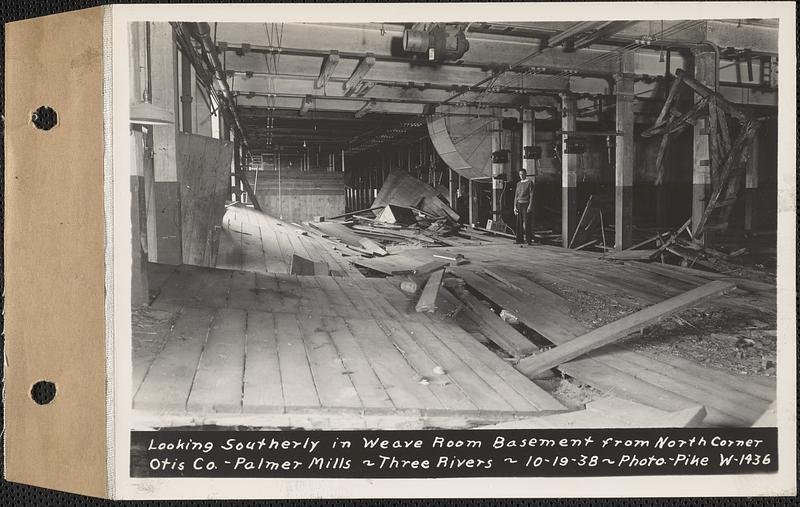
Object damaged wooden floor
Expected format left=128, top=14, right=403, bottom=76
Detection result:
left=134, top=263, right=565, bottom=429
left=134, top=207, right=777, bottom=429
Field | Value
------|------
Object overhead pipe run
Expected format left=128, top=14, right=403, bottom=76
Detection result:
left=182, top=21, right=263, bottom=210
left=189, top=22, right=250, bottom=147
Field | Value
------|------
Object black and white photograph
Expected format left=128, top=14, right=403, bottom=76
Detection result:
left=128, top=15, right=781, bottom=435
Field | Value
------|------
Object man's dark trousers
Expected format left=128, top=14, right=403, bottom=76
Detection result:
left=515, top=202, right=533, bottom=244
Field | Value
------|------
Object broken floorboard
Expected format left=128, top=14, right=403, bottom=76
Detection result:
left=516, top=280, right=737, bottom=377
left=448, top=265, right=774, bottom=427
left=135, top=262, right=564, bottom=429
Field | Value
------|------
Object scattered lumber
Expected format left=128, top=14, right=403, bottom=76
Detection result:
left=328, top=206, right=384, bottom=220
left=446, top=287, right=538, bottom=358
left=516, top=280, right=737, bottom=377
left=432, top=253, right=468, bottom=266
left=376, top=204, right=419, bottom=226
left=289, top=254, right=330, bottom=276
left=407, top=259, right=450, bottom=276
left=415, top=269, right=445, bottom=313
left=310, top=221, right=388, bottom=256
left=372, top=171, right=460, bottom=222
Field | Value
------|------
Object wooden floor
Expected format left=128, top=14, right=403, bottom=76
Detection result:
left=134, top=206, right=776, bottom=429
left=351, top=243, right=777, bottom=427
left=134, top=263, right=565, bottom=429
left=214, top=205, right=363, bottom=278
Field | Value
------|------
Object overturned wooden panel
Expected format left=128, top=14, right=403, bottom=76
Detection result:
left=177, top=133, right=234, bottom=266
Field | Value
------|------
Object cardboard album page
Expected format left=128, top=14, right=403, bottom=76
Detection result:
left=4, top=1, right=797, bottom=500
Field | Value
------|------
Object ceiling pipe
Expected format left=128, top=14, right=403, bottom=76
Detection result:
left=189, top=22, right=250, bottom=148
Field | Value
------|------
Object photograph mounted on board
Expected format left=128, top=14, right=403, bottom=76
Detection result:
left=128, top=17, right=779, bottom=435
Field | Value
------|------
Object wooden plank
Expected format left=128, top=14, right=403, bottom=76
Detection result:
left=132, top=307, right=179, bottom=395
left=446, top=287, right=538, bottom=358
left=238, top=221, right=268, bottom=273
left=257, top=218, right=290, bottom=274
left=296, top=314, right=362, bottom=408
left=187, top=308, right=248, bottom=413
left=419, top=318, right=564, bottom=412
left=424, top=318, right=565, bottom=411
left=452, top=268, right=587, bottom=342
left=637, top=351, right=776, bottom=402
left=312, top=221, right=388, bottom=255
left=586, top=348, right=759, bottom=426
left=397, top=320, right=515, bottom=412
left=273, top=312, right=320, bottom=408
left=516, top=281, right=737, bottom=376
left=253, top=272, right=291, bottom=313
left=323, top=315, right=394, bottom=409
left=242, top=311, right=284, bottom=413
left=378, top=320, right=478, bottom=411
left=343, top=318, right=443, bottom=410
left=415, top=269, right=444, bottom=313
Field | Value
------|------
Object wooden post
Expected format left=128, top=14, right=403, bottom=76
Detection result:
left=692, top=49, right=716, bottom=244
left=468, top=179, right=475, bottom=226
left=615, top=63, right=635, bottom=250
left=149, top=21, right=182, bottom=265
left=490, top=118, right=503, bottom=225
left=561, top=93, right=578, bottom=248
left=522, top=108, right=536, bottom=226
left=744, top=134, right=759, bottom=230
left=449, top=168, right=457, bottom=211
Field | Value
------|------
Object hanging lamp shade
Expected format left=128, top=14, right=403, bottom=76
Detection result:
left=130, top=100, right=174, bottom=125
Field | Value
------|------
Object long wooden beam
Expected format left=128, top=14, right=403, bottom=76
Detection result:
left=516, top=280, right=737, bottom=377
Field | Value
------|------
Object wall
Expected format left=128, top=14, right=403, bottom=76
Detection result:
left=248, top=169, right=345, bottom=222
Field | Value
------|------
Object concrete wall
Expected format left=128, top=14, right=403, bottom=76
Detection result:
left=247, top=169, right=345, bottom=222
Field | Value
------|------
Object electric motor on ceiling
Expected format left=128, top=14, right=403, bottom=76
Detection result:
left=491, top=149, right=510, bottom=164
left=402, top=23, right=470, bottom=62
left=523, top=146, right=542, bottom=160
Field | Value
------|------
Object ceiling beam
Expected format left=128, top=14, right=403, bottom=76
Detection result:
left=298, top=94, right=312, bottom=116
left=314, top=50, right=340, bottom=89
left=354, top=99, right=377, bottom=119
left=343, top=54, right=376, bottom=96
left=546, top=21, right=602, bottom=48
left=573, top=21, right=634, bottom=49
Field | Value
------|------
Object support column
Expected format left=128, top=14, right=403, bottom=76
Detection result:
left=615, top=67, right=635, bottom=251
left=490, top=118, right=503, bottom=226
left=150, top=22, right=182, bottom=265
left=521, top=108, right=536, bottom=226
left=692, top=50, right=716, bottom=243
left=744, top=134, right=760, bottom=230
left=449, top=168, right=458, bottom=212
left=468, top=179, right=475, bottom=226
left=561, top=93, right=578, bottom=248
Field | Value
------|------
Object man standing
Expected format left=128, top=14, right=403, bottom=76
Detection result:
left=513, top=169, right=534, bottom=244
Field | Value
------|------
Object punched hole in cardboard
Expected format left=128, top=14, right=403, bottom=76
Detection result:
left=30, top=380, right=57, bottom=405
left=31, top=106, right=58, bottom=130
